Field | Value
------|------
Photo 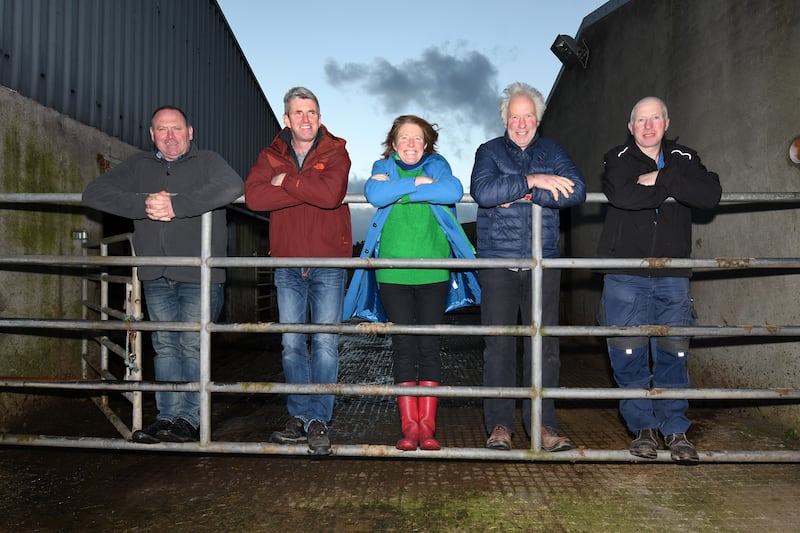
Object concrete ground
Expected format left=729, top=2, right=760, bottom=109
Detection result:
left=2, top=309, right=800, bottom=532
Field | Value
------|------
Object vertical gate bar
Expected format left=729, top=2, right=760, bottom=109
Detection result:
left=131, top=269, right=143, bottom=431
left=99, top=241, right=110, bottom=411
left=530, top=203, right=544, bottom=451
left=76, top=229, right=89, bottom=380
left=199, top=211, right=213, bottom=444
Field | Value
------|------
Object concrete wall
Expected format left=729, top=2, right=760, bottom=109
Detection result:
left=0, top=87, right=139, bottom=430
left=545, top=0, right=800, bottom=426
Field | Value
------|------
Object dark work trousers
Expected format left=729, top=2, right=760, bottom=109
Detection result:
left=480, top=268, right=561, bottom=435
left=379, top=281, right=449, bottom=383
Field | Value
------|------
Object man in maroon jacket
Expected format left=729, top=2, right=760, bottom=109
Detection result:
left=245, top=87, right=352, bottom=455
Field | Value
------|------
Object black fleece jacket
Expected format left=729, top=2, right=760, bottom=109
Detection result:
left=596, top=136, right=721, bottom=277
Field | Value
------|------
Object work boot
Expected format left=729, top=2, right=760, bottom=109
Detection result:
left=306, top=419, right=331, bottom=456
left=132, top=418, right=173, bottom=444
left=630, top=428, right=659, bottom=459
left=665, top=432, right=699, bottom=464
left=396, top=382, right=419, bottom=451
left=270, top=417, right=307, bottom=444
left=417, top=381, right=441, bottom=450
left=157, top=418, right=199, bottom=443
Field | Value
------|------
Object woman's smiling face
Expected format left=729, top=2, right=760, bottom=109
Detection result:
left=393, top=123, right=426, bottom=165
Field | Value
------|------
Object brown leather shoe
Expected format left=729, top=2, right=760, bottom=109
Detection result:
left=541, top=426, right=572, bottom=452
left=486, top=424, right=512, bottom=450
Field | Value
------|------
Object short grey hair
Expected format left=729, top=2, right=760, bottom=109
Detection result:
left=283, top=86, right=320, bottom=116
left=500, top=82, right=546, bottom=125
left=629, top=96, right=669, bottom=124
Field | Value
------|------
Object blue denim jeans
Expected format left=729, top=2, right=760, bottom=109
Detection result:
left=479, top=268, right=562, bottom=435
left=600, top=274, right=695, bottom=436
left=274, top=267, right=346, bottom=427
left=142, top=278, right=224, bottom=429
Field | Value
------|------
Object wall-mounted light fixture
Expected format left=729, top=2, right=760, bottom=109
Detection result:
left=550, top=35, right=589, bottom=69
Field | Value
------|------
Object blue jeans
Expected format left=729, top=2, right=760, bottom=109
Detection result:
left=480, top=268, right=562, bottom=435
left=142, top=278, right=224, bottom=429
left=600, top=274, right=695, bottom=436
left=275, top=267, right=346, bottom=427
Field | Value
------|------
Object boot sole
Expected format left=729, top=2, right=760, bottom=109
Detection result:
left=308, top=444, right=331, bottom=455
left=543, top=442, right=572, bottom=452
left=131, top=431, right=160, bottom=444
left=630, top=448, right=658, bottom=459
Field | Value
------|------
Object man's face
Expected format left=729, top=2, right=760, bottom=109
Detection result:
left=150, top=109, right=193, bottom=161
left=283, top=97, right=320, bottom=145
left=628, top=98, right=669, bottom=153
left=506, top=94, right=538, bottom=150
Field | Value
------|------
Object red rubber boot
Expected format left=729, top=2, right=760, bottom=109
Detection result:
left=396, top=382, right=419, bottom=451
left=418, top=381, right=441, bottom=450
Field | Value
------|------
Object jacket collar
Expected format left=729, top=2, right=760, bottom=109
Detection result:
left=621, top=134, right=677, bottom=164
left=503, top=130, right=540, bottom=152
left=154, top=143, right=196, bottom=166
left=279, top=125, right=324, bottom=156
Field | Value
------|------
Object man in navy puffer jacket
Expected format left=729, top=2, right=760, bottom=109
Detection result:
left=471, top=81, right=586, bottom=452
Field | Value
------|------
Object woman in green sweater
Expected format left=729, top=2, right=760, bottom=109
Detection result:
left=360, top=115, right=471, bottom=450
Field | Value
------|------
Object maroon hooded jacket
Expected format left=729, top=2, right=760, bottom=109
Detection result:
left=245, top=125, right=352, bottom=258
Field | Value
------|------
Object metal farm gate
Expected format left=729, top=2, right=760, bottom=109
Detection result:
left=1, top=191, right=800, bottom=462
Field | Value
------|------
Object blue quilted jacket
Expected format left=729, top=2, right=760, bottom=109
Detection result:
left=470, top=133, right=586, bottom=259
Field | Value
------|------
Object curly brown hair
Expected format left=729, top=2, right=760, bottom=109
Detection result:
left=381, top=115, right=439, bottom=159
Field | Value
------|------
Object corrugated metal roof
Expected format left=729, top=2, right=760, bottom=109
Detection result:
left=0, top=0, right=279, bottom=178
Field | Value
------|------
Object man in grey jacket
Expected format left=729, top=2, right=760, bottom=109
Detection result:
left=83, top=105, right=243, bottom=444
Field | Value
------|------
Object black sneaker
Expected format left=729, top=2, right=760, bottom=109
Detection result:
left=270, top=417, right=307, bottom=444
left=630, top=428, right=659, bottom=459
left=664, top=432, right=700, bottom=464
left=132, top=419, right=173, bottom=444
left=306, top=420, right=331, bottom=456
left=157, top=418, right=199, bottom=443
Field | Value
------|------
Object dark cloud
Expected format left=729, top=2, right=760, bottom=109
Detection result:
left=325, top=47, right=502, bottom=137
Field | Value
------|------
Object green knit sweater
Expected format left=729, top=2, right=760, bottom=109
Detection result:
left=376, top=162, right=450, bottom=285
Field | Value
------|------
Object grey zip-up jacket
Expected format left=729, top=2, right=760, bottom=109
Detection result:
left=82, top=144, right=243, bottom=283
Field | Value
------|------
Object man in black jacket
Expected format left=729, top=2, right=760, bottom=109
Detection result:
left=597, top=96, right=721, bottom=463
